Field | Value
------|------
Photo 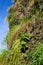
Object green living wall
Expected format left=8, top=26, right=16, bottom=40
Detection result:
left=0, top=0, right=43, bottom=65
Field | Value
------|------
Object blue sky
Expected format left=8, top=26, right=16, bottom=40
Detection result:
left=0, top=0, right=12, bottom=50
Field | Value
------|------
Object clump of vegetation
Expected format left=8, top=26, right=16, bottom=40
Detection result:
left=0, top=0, right=43, bottom=65
left=0, top=42, right=43, bottom=65
left=20, top=33, right=31, bottom=40
left=26, top=42, right=43, bottom=65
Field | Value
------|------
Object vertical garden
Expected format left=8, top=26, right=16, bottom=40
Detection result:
left=0, top=0, right=43, bottom=65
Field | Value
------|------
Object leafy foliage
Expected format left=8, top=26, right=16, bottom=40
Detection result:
left=20, top=33, right=31, bottom=41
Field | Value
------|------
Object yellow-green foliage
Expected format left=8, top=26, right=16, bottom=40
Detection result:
left=0, top=42, right=43, bottom=65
